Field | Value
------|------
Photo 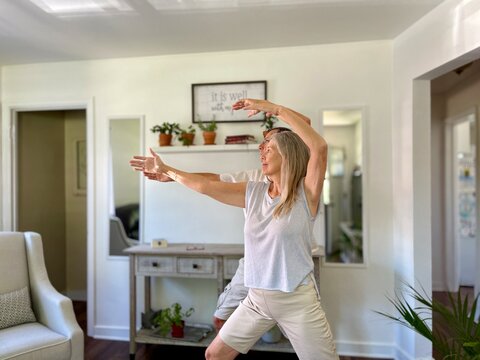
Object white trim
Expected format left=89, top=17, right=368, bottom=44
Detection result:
left=93, top=325, right=130, bottom=341
left=432, top=280, right=447, bottom=292
left=2, top=99, right=96, bottom=337
left=444, top=120, right=458, bottom=291
left=335, top=340, right=394, bottom=359
left=395, top=345, right=415, bottom=360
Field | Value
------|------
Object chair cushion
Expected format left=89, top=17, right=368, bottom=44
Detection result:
left=0, top=322, right=70, bottom=360
left=0, top=286, right=36, bottom=329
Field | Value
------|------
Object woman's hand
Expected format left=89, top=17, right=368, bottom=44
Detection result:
left=232, top=99, right=280, bottom=118
left=129, top=148, right=167, bottom=179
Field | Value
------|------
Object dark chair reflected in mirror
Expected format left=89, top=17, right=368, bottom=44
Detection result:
left=323, top=109, right=364, bottom=264
left=110, top=204, right=140, bottom=256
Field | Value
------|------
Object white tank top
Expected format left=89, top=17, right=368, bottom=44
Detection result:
left=244, top=181, right=315, bottom=292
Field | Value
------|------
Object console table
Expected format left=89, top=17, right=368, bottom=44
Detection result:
left=125, top=243, right=324, bottom=359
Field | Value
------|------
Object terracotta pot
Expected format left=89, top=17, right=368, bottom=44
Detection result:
left=159, top=133, right=172, bottom=146
left=181, top=133, right=195, bottom=146
left=171, top=321, right=185, bottom=338
left=202, top=131, right=216, bottom=145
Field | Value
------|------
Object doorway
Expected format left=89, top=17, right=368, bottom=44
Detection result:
left=453, top=115, right=476, bottom=287
left=443, top=112, right=477, bottom=291
left=430, top=59, right=480, bottom=326
left=16, top=110, right=87, bottom=300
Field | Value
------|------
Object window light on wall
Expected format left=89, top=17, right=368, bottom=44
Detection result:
left=29, top=0, right=133, bottom=15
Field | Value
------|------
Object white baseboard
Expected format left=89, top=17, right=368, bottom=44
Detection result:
left=93, top=326, right=411, bottom=359
left=394, top=345, right=434, bottom=360
left=92, top=328, right=397, bottom=358
left=432, top=280, right=446, bottom=292
left=93, top=325, right=130, bottom=341
left=395, top=345, right=414, bottom=360
left=335, top=340, right=395, bottom=359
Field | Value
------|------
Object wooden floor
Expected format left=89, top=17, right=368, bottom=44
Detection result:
left=76, top=288, right=476, bottom=359
left=74, top=301, right=391, bottom=360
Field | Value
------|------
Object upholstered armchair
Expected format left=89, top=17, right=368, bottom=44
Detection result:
left=0, top=232, right=84, bottom=360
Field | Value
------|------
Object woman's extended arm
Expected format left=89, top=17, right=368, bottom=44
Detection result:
left=233, top=99, right=327, bottom=216
left=130, top=148, right=246, bottom=208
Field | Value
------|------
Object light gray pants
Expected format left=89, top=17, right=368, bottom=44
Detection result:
left=219, top=277, right=339, bottom=360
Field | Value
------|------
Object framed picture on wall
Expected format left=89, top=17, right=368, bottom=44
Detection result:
left=192, top=80, right=267, bottom=123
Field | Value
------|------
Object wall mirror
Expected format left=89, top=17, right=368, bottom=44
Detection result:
left=109, top=116, right=144, bottom=256
left=322, top=109, right=365, bottom=264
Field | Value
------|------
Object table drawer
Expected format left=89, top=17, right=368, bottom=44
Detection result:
left=177, top=257, right=215, bottom=275
left=137, top=256, right=175, bottom=274
left=224, top=257, right=241, bottom=279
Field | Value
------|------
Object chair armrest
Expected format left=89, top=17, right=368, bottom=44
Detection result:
left=24, top=232, right=84, bottom=360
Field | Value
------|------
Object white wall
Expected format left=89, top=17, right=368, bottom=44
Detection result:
left=392, top=0, right=480, bottom=358
left=1, top=40, right=394, bottom=356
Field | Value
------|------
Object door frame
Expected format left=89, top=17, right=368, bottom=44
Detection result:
left=444, top=107, right=477, bottom=292
left=1, top=99, right=95, bottom=336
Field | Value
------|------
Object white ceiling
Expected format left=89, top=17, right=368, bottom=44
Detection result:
left=0, top=0, right=445, bottom=66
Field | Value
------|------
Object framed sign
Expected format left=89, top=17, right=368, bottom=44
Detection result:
left=192, top=81, right=267, bottom=123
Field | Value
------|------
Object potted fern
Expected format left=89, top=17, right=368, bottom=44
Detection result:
left=375, top=283, right=480, bottom=359
left=150, top=122, right=181, bottom=146
left=198, top=120, right=217, bottom=145
left=153, top=302, right=194, bottom=338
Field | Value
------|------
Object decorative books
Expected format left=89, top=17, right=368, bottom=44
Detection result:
left=225, top=134, right=256, bottom=144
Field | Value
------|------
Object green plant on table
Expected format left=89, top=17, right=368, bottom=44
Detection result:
left=153, top=303, right=194, bottom=336
left=375, top=283, right=480, bottom=359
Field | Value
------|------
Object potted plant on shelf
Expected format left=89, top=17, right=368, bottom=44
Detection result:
left=153, top=302, right=194, bottom=338
left=178, top=125, right=196, bottom=146
left=150, top=122, right=181, bottom=146
left=198, top=119, right=217, bottom=145
left=261, top=115, right=278, bottom=136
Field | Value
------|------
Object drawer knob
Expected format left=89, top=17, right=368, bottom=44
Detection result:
left=192, top=263, right=199, bottom=269
left=152, top=262, right=159, bottom=267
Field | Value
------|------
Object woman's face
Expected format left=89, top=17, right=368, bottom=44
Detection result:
left=261, top=137, right=282, bottom=176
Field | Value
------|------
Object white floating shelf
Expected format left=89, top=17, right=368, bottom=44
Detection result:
left=152, top=144, right=260, bottom=154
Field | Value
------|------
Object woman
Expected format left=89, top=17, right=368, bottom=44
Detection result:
left=129, top=99, right=338, bottom=360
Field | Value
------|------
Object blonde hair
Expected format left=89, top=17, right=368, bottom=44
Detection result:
left=271, top=132, right=310, bottom=218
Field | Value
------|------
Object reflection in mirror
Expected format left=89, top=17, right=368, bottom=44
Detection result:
left=323, top=109, right=364, bottom=264
left=109, top=117, right=143, bottom=256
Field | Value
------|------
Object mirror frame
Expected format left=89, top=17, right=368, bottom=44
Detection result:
left=107, top=115, right=145, bottom=259
left=320, top=106, right=368, bottom=268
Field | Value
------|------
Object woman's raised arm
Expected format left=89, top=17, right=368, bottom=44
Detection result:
left=232, top=99, right=327, bottom=216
